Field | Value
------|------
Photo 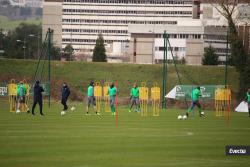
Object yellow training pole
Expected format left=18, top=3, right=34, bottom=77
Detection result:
left=151, top=82, right=160, bottom=116
left=140, top=82, right=148, bottom=117
left=8, top=79, right=17, bottom=112
left=103, top=82, right=110, bottom=112
left=94, top=82, right=102, bottom=113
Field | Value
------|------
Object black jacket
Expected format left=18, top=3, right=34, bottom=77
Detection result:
left=33, top=83, right=44, bottom=100
left=61, top=85, right=70, bottom=100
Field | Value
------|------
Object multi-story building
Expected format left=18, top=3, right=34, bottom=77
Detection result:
left=43, top=0, right=250, bottom=64
left=43, top=0, right=200, bottom=61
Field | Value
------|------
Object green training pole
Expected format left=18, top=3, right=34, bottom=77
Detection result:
left=162, top=31, right=167, bottom=109
left=48, top=28, right=52, bottom=108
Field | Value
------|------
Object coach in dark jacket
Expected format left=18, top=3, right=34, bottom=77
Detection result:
left=61, top=83, right=70, bottom=111
left=31, top=81, right=44, bottom=115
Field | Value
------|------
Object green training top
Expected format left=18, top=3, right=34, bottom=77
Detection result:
left=247, top=92, right=250, bottom=103
left=130, top=87, right=139, bottom=98
left=191, top=88, right=201, bottom=101
left=17, top=84, right=27, bottom=97
left=109, top=87, right=117, bottom=97
left=87, top=86, right=94, bottom=97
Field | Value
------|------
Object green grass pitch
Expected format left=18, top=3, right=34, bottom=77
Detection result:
left=0, top=100, right=249, bottom=167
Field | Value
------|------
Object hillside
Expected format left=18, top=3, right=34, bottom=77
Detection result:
left=0, top=59, right=239, bottom=100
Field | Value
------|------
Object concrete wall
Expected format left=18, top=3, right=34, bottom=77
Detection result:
left=42, top=0, right=62, bottom=48
left=186, top=39, right=204, bottom=65
left=129, top=34, right=154, bottom=64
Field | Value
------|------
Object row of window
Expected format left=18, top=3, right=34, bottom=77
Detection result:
left=155, top=46, right=186, bottom=52
left=155, top=34, right=202, bottom=39
left=204, top=34, right=227, bottom=40
left=62, top=38, right=127, bottom=43
left=62, top=32, right=202, bottom=39
left=63, top=0, right=193, bottom=5
left=63, top=9, right=192, bottom=16
left=62, top=19, right=177, bottom=25
left=63, top=28, right=128, bottom=34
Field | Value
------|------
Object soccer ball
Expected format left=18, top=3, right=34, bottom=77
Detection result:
left=177, top=115, right=183, bottom=120
left=201, top=112, right=205, bottom=115
left=61, top=111, right=66, bottom=116
left=70, top=106, right=76, bottom=111
left=182, top=115, right=187, bottom=120
left=16, top=109, right=21, bottom=114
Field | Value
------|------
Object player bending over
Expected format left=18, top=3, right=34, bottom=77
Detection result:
left=129, top=82, right=140, bottom=113
left=186, top=86, right=204, bottom=117
left=108, top=82, right=117, bottom=116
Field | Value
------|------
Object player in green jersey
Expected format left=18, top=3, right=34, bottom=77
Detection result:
left=108, top=82, right=117, bottom=116
left=186, top=86, right=204, bottom=117
left=245, top=88, right=250, bottom=117
left=129, top=82, right=140, bottom=113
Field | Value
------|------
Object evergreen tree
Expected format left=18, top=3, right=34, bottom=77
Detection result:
left=64, top=44, right=74, bottom=61
left=92, top=34, right=107, bottom=62
left=202, top=45, right=219, bottom=65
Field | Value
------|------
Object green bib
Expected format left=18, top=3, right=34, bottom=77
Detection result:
left=87, top=86, right=94, bottom=97
left=192, top=88, right=200, bottom=101
left=247, top=92, right=250, bottom=103
left=109, top=87, right=117, bottom=97
left=131, top=87, right=139, bottom=98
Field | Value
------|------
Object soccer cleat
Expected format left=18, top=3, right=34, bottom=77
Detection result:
left=128, top=109, right=131, bottom=113
left=186, top=112, right=189, bottom=117
left=96, top=112, right=101, bottom=116
left=85, top=113, right=91, bottom=116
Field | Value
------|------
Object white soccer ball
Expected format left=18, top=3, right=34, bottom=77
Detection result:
left=61, top=111, right=66, bottom=116
left=182, top=115, right=187, bottom=120
left=177, top=115, right=183, bottom=120
left=201, top=112, right=204, bottom=115
left=70, top=106, right=76, bottom=111
left=16, top=110, right=21, bottom=114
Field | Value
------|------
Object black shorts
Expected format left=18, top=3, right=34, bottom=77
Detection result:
left=18, top=96, right=26, bottom=103
left=88, top=96, right=96, bottom=106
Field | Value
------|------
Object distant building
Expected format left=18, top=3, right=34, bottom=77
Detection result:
left=42, top=0, right=250, bottom=64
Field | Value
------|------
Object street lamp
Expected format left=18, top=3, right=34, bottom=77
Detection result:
left=28, top=33, right=40, bottom=59
left=16, top=39, right=26, bottom=59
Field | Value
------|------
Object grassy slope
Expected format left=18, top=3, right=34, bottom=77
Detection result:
left=0, top=59, right=239, bottom=97
left=0, top=101, right=249, bottom=167
left=0, top=16, right=41, bottom=30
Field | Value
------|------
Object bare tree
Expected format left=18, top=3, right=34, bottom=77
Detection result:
left=209, top=0, right=250, bottom=98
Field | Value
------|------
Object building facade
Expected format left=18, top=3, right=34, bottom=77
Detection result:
left=43, top=0, right=200, bottom=61
left=43, top=0, right=250, bottom=64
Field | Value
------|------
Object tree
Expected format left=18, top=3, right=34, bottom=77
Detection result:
left=63, top=44, right=74, bottom=61
left=4, top=23, right=42, bottom=59
left=92, top=34, right=107, bottom=62
left=212, top=0, right=250, bottom=98
left=202, top=45, right=219, bottom=65
left=51, top=46, right=61, bottom=60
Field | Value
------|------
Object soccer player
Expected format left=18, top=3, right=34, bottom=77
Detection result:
left=86, top=81, right=99, bottom=115
left=61, top=82, right=70, bottom=112
left=129, top=82, right=140, bottom=113
left=108, top=82, right=117, bottom=116
left=245, top=88, right=250, bottom=117
left=186, top=86, right=204, bottom=117
left=16, top=81, right=29, bottom=113
left=31, top=81, right=44, bottom=116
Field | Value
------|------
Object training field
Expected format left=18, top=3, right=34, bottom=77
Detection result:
left=0, top=101, right=249, bottom=167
